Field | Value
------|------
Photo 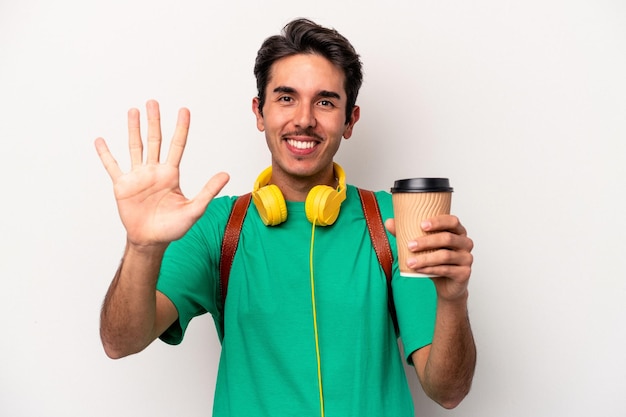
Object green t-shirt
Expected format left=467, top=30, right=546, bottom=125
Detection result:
left=157, top=185, right=436, bottom=416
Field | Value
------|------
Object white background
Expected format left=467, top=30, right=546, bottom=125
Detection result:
left=1, top=1, right=625, bottom=416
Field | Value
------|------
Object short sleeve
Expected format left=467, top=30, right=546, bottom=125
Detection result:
left=392, top=277, right=437, bottom=363
left=156, top=196, right=235, bottom=345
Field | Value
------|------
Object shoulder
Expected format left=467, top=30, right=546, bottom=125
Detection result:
left=346, top=185, right=393, bottom=220
left=190, top=194, right=242, bottom=235
left=373, top=190, right=393, bottom=220
left=161, top=194, right=244, bottom=271
left=203, top=194, right=240, bottom=218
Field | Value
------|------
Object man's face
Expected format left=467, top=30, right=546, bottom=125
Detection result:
left=252, top=53, right=359, bottom=185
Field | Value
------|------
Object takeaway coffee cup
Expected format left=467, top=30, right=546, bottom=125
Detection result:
left=391, top=178, right=453, bottom=278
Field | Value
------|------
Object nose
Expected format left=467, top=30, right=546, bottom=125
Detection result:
left=294, top=103, right=316, bottom=129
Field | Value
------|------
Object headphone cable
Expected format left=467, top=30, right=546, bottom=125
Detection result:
left=309, top=219, right=325, bottom=417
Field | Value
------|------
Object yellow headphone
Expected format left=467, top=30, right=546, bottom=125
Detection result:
left=252, top=162, right=347, bottom=227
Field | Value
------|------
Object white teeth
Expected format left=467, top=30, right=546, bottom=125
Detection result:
left=287, top=139, right=316, bottom=149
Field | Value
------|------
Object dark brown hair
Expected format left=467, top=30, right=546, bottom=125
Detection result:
left=254, top=18, right=363, bottom=124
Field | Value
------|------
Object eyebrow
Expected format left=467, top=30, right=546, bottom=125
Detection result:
left=318, top=90, right=342, bottom=100
left=272, top=86, right=342, bottom=100
left=273, top=86, right=297, bottom=94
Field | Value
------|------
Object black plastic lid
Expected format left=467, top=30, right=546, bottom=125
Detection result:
left=390, top=178, right=453, bottom=193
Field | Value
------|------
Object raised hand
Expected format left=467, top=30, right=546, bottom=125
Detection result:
left=95, top=100, right=229, bottom=248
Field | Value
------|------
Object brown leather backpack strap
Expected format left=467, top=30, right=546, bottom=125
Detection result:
left=220, top=193, right=252, bottom=304
left=358, top=188, right=398, bottom=332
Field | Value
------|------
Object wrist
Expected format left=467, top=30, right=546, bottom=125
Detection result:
left=117, top=240, right=168, bottom=289
left=437, top=289, right=469, bottom=309
left=125, top=239, right=169, bottom=258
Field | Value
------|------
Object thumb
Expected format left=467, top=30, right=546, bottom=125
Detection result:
left=189, top=172, right=230, bottom=214
left=384, top=218, right=396, bottom=236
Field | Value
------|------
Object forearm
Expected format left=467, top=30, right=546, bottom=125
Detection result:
left=414, top=292, right=476, bottom=409
left=100, top=242, right=167, bottom=359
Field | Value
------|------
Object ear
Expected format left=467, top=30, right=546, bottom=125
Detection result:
left=252, top=97, right=265, bottom=132
left=342, top=105, right=360, bottom=139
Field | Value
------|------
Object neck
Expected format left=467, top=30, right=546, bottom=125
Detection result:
left=270, top=165, right=337, bottom=202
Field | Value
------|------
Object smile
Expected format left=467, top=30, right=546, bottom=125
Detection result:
left=286, top=139, right=317, bottom=150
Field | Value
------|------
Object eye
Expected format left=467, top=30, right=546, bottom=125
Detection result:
left=278, top=96, right=293, bottom=103
left=318, top=100, right=335, bottom=107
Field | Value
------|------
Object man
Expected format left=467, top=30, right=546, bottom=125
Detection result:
left=96, top=18, right=475, bottom=416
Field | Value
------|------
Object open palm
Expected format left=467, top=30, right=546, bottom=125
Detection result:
left=95, top=100, right=229, bottom=247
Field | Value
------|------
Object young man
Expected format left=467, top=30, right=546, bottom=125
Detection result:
left=96, top=18, right=475, bottom=416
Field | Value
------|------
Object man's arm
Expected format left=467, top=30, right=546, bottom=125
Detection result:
left=411, top=296, right=476, bottom=409
left=386, top=215, right=476, bottom=408
left=95, top=100, right=229, bottom=358
left=100, top=243, right=178, bottom=359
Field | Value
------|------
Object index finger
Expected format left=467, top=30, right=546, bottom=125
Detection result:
left=165, top=107, right=191, bottom=167
left=422, top=214, right=467, bottom=236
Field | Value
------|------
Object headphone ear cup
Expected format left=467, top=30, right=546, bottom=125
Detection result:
left=252, top=184, right=288, bottom=226
left=306, top=185, right=341, bottom=226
